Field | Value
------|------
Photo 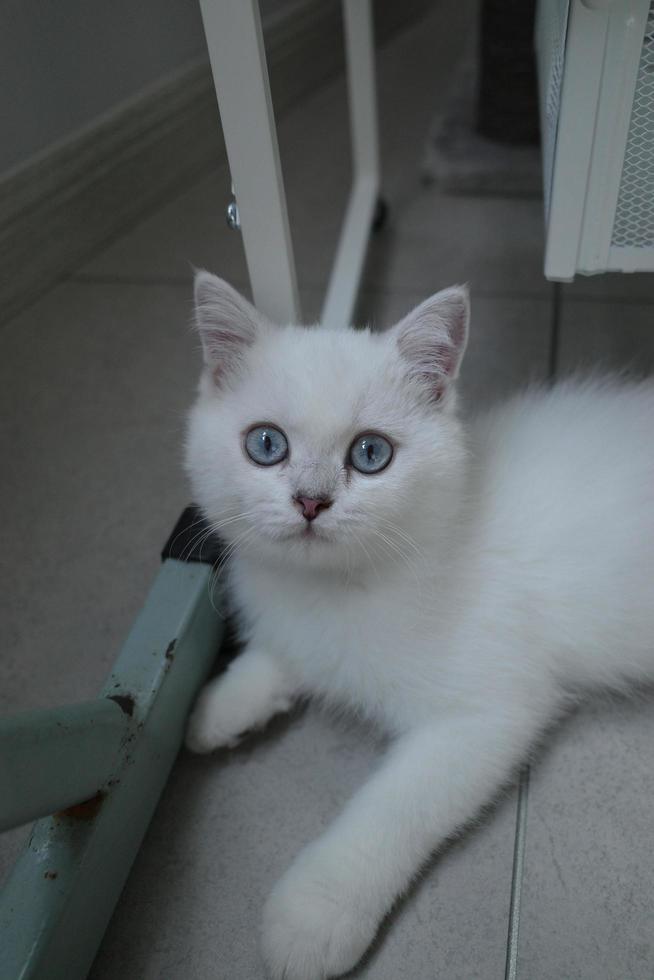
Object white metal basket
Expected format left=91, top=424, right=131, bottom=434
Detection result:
left=536, top=0, right=654, bottom=280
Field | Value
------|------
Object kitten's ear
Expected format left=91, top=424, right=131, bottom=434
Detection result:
left=193, top=270, right=267, bottom=384
left=391, top=285, right=469, bottom=404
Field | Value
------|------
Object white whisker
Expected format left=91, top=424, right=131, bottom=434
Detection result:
left=178, top=511, right=257, bottom=563
left=349, top=527, right=383, bottom=585
left=376, top=518, right=427, bottom=563
left=369, top=527, right=424, bottom=598
left=207, top=525, right=259, bottom=616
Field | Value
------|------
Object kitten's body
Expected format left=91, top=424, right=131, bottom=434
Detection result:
left=185, top=274, right=654, bottom=980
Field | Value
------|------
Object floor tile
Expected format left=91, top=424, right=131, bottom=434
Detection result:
left=374, top=0, right=479, bottom=199
left=0, top=282, right=200, bottom=718
left=515, top=301, right=654, bottom=979
left=88, top=706, right=518, bottom=980
left=74, top=165, right=251, bottom=288
left=362, top=192, right=548, bottom=298
left=358, top=290, right=554, bottom=409
left=566, top=272, right=654, bottom=304
left=557, top=299, right=654, bottom=377
left=517, top=699, right=654, bottom=980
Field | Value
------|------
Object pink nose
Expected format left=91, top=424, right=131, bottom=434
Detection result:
left=294, top=496, right=333, bottom=521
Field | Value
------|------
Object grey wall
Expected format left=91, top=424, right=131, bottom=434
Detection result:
left=1, top=0, right=300, bottom=176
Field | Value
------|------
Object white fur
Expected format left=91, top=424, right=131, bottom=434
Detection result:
left=184, top=274, right=654, bottom=980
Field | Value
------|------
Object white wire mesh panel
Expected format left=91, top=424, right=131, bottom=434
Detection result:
left=611, top=1, right=654, bottom=248
left=540, top=0, right=571, bottom=220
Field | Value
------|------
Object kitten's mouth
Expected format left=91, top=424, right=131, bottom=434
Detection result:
left=283, top=523, right=330, bottom=543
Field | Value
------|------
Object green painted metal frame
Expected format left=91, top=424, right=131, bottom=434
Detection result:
left=0, top=699, right=129, bottom=832
left=0, top=558, right=223, bottom=980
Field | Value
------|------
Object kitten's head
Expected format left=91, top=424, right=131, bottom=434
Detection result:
left=185, top=273, right=469, bottom=574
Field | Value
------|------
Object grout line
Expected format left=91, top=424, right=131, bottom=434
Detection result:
left=504, top=766, right=530, bottom=980
left=505, top=284, right=554, bottom=980
left=548, top=282, right=562, bottom=382
left=560, top=291, right=654, bottom=307
left=359, top=286, right=555, bottom=302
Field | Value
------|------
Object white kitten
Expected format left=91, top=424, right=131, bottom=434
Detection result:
left=185, top=272, right=654, bottom=980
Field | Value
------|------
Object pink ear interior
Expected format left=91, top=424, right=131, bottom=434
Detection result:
left=193, top=271, right=262, bottom=385
left=394, top=286, right=470, bottom=403
left=202, top=327, right=252, bottom=384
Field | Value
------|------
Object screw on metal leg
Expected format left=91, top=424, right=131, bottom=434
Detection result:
left=226, top=200, right=241, bottom=230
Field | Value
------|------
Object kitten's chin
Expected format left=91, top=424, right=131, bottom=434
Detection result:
left=278, top=526, right=338, bottom=562
left=249, top=524, right=356, bottom=573
left=282, top=525, right=331, bottom=544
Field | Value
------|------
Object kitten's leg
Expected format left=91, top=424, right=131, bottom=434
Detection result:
left=185, top=647, right=296, bottom=753
left=261, top=697, right=557, bottom=980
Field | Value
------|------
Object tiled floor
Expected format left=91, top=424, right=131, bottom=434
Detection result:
left=2, top=2, right=654, bottom=978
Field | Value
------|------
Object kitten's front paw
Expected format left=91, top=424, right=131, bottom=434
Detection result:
left=261, top=852, right=378, bottom=980
left=184, top=683, right=245, bottom=753
left=185, top=676, right=293, bottom=754
left=185, top=706, right=241, bottom=754
left=185, top=653, right=294, bottom=754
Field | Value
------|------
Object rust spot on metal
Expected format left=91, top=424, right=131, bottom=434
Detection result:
left=44, top=870, right=58, bottom=880
left=108, top=694, right=135, bottom=716
left=57, top=791, right=105, bottom=821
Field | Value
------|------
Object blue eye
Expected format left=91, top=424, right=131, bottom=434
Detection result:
left=349, top=432, right=393, bottom=474
left=245, top=425, right=288, bottom=466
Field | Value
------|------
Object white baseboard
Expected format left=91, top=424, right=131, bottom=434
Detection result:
left=0, top=0, right=430, bottom=323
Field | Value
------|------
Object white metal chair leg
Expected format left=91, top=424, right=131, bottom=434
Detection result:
left=199, top=0, right=381, bottom=330
left=321, top=0, right=380, bottom=329
left=197, top=0, right=301, bottom=324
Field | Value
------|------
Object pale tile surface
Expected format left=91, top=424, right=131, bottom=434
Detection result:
left=516, top=302, right=654, bottom=980
left=75, top=166, right=251, bottom=288
left=567, top=272, right=654, bottom=304
left=557, top=296, right=654, bottom=377
left=358, top=291, right=553, bottom=409
left=362, top=193, right=549, bottom=299
left=517, top=701, right=654, bottom=980
left=0, top=283, right=199, bottom=716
